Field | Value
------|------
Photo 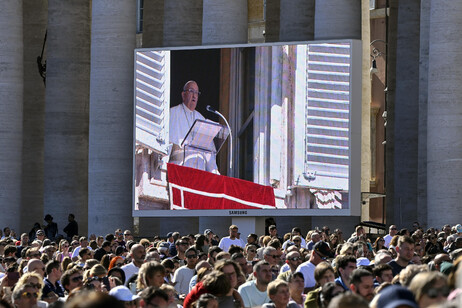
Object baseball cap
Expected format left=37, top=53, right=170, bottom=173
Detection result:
left=166, top=232, right=173, bottom=238
left=313, top=241, right=334, bottom=258
left=357, top=257, right=371, bottom=267
left=377, top=285, right=418, bottom=308
left=36, top=230, right=44, bottom=236
left=204, top=229, right=213, bottom=235
left=456, top=224, right=462, bottom=233
left=109, top=286, right=140, bottom=301
left=159, top=242, right=170, bottom=249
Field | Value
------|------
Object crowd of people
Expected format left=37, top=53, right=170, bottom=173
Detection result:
left=0, top=216, right=461, bottom=308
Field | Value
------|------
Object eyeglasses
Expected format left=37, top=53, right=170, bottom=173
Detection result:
left=186, top=254, right=197, bottom=259
left=183, top=89, right=201, bottom=96
left=426, top=286, right=450, bottom=298
left=71, top=275, right=84, bottom=282
left=268, top=255, right=280, bottom=259
left=390, top=228, right=397, bottom=230
left=293, top=240, right=301, bottom=243
left=21, top=292, right=39, bottom=299
left=288, top=257, right=302, bottom=261
left=179, top=242, right=189, bottom=246
left=124, top=234, right=131, bottom=236
left=248, top=249, right=256, bottom=253
left=63, top=245, right=69, bottom=248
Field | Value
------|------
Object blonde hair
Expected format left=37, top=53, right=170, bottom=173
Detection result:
left=17, top=272, right=44, bottom=298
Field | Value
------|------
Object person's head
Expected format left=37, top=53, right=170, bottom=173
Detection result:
left=269, top=225, right=278, bottom=237
left=16, top=272, right=44, bottom=300
left=349, top=269, right=374, bottom=302
left=26, top=247, right=41, bottom=260
left=27, top=259, right=45, bottom=278
left=374, top=250, right=392, bottom=265
left=4, top=245, right=17, bottom=257
left=130, top=244, right=147, bottom=266
left=61, top=267, right=84, bottom=293
left=311, top=232, right=321, bottom=243
left=327, top=292, right=369, bottom=308
left=285, top=250, right=302, bottom=271
left=267, top=280, right=291, bottom=307
left=376, top=285, right=419, bottom=308
left=314, top=262, right=335, bottom=287
left=12, top=283, right=38, bottom=308
left=389, top=225, right=398, bottom=236
left=228, top=225, right=238, bottom=239
left=68, top=214, right=75, bottom=222
left=231, top=252, right=249, bottom=275
left=398, top=264, right=428, bottom=287
left=253, top=260, right=272, bottom=286
left=108, top=267, right=126, bottom=284
left=334, top=255, right=357, bottom=282
left=201, top=270, right=232, bottom=297
left=215, top=259, right=243, bottom=289
left=176, top=238, right=190, bottom=253
left=195, top=293, right=219, bottom=308
left=263, top=246, right=280, bottom=266
left=408, top=271, right=449, bottom=308
left=287, top=272, right=304, bottom=294
left=311, top=241, right=334, bottom=265
left=20, top=233, right=29, bottom=246
left=109, top=285, right=140, bottom=308
left=247, top=233, right=258, bottom=245
left=45, top=260, right=62, bottom=280
left=137, top=261, right=166, bottom=289
left=79, top=247, right=92, bottom=261
left=396, top=236, right=415, bottom=263
left=355, top=226, right=365, bottom=237
left=123, top=230, right=133, bottom=242
left=185, top=247, right=198, bottom=268
left=181, top=80, right=200, bottom=111
left=373, top=264, right=394, bottom=284
left=320, top=282, right=345, bottom=308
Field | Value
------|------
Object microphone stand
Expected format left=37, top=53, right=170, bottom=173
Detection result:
left=207, top=106, right=233, bottom=175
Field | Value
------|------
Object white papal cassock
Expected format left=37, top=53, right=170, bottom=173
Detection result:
left=169, top=103, right=219, bottom=173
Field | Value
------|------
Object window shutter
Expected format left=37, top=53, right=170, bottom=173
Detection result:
left=303, top=43, right=351, bottom=191
left=135, top=50, right=170, bottom=155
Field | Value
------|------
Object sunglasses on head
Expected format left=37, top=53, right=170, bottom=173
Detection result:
left=71, top=275, right=83, bottom=282
left=426, top=286, right=450, bottom=298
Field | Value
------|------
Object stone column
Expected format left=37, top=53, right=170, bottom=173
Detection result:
left=279, top=0, right=315, bottom=42
left=418, top=0, right=430, bottom=225
left=427, top=1, right=462, bottom=227
left=202, top=0, right=248, bottom=45
left=88, top=0, right=136, bottom=236
left=44, top=0, right=90, bottom=234
left=361, top=0, right=371, bottom=221
left=0, top=0, right=23, bottom=231
left=143, top=0, right=202, bottom=47
left=21, top=0, right=48, bottom=232
left=314, top=0, right=361, bottom=40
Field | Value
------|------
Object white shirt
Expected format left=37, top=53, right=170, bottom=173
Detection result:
left=71, top=245, right=93, bottom=259
left=383, top=234, right=393, bottom=248
left=121, top=262, right=139, bottom=283
left=169, top=103, right=218, bottom=173
left=218, top=237, right=245, bottom=252
left=296, top=261, right=316, bottom=289
left=172, top=265, right=195, bottom=295
left=238, top=280, right=270, bottom=308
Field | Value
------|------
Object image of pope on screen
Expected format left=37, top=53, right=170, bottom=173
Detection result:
left=169, top=80, right=219, bottom=174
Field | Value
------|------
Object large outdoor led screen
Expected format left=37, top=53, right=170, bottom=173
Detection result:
left=133, top=40, right=362, bottom=217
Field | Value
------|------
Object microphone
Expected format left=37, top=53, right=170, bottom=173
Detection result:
left=205, top=105, right=233, bottom=175
left=206, top=105, right=216, bottom=113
